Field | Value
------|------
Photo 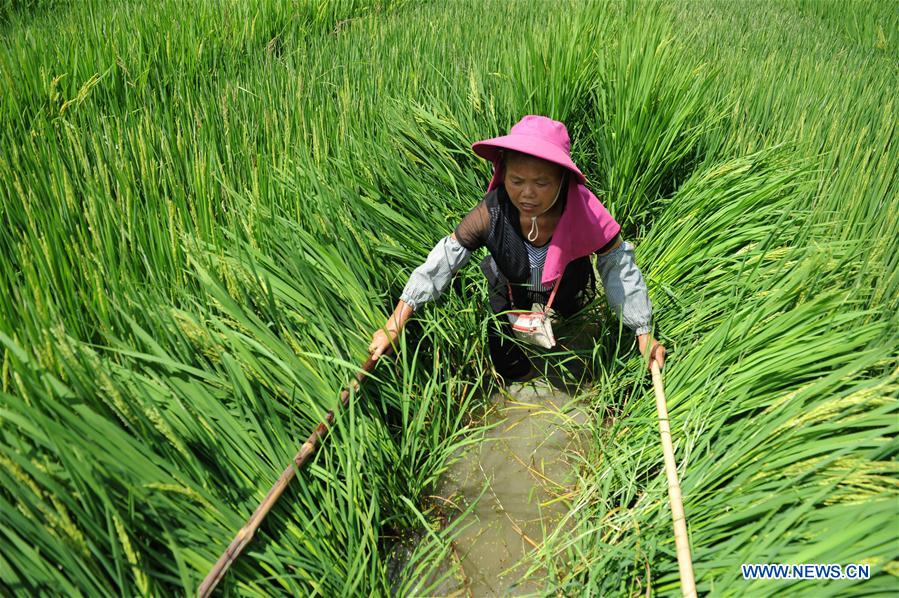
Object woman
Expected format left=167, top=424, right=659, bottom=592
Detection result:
left=368, top=115, right=666, bottom=382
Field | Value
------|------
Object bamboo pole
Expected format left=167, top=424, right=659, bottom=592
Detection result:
left=650, top=360, right=697, bottom=598
left=198, top=356, right=378, bottom=597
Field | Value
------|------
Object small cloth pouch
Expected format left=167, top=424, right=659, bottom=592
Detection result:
left=505, top=277, right=562, bottom=349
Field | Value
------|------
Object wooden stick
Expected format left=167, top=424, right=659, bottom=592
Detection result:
left=650, top=360, right=697, bottom=598
left=198, top=356, right=378, bottom=597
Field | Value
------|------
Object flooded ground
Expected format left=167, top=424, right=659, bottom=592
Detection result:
left=431, top=377, right=589, bottom=596
left=386, top=318, right=603, bottom=595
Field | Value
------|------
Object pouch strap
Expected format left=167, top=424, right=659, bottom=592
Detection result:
left=506, top=274, right=562, bottom=313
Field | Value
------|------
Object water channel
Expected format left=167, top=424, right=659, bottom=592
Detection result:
left=432, top=377, right=589, bottom=595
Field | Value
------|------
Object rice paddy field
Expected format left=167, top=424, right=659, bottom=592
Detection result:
left=1, top=0, right=897, bottom=595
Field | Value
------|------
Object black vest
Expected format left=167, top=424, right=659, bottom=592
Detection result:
left=478, top=185, right=596, bottom=318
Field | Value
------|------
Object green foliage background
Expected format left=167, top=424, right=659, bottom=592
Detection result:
left=0, top=0, right=896, bottom=595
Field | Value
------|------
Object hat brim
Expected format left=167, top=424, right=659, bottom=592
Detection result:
left=472, top=134, right=586, bottom=184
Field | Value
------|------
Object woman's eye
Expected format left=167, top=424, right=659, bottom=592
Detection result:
left=537, top=182, right=549, bottom=188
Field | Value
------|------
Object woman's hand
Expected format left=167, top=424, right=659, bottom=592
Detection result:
left=638, top=333, right=666, bottom=371
left=369, top=300, right=413, bottom=361
left=368, top=327, right=398, bottom=361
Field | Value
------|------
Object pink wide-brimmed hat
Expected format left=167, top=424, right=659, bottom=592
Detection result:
left=471, top=115, right=587, bottom=184
left=471, top=115, right=620, bottom=286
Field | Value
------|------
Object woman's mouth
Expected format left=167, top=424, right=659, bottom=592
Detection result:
left=520, top=203, right=537, bottom=212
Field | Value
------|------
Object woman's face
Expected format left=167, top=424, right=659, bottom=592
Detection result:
left=503, top=152, right=565, bottom=216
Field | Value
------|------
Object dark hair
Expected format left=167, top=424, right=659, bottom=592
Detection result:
left=499, top=149, right=525, bottom=168
left=500, top=149, right=566, bottom=179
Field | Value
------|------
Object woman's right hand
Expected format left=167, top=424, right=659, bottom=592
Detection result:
left=368, top=327, right=398, bottom=361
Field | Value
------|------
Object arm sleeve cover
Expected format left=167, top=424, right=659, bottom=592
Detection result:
left=596, top=240, right=653, bottom=336
left=399, top=235, right=472, bottom=311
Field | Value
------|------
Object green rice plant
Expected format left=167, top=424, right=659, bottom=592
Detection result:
left=0, top=0, right=896, bottom=595
left=589, top=2, right=717, bottom=235
left=527, top=148, right=897, bottom=594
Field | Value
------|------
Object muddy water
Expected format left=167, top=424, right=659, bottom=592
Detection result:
left=432, top=379, right=589, bottom=595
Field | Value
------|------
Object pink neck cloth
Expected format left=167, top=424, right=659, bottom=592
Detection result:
left=486, top=163, right=621, bottom=285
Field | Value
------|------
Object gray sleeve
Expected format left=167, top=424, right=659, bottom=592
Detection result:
left=399, top=235, right=472, bottom=311
left=596, top=240, right=653, bottom=336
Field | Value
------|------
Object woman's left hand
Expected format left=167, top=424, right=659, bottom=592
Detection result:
left=638, top=334, right=666, bottom=371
